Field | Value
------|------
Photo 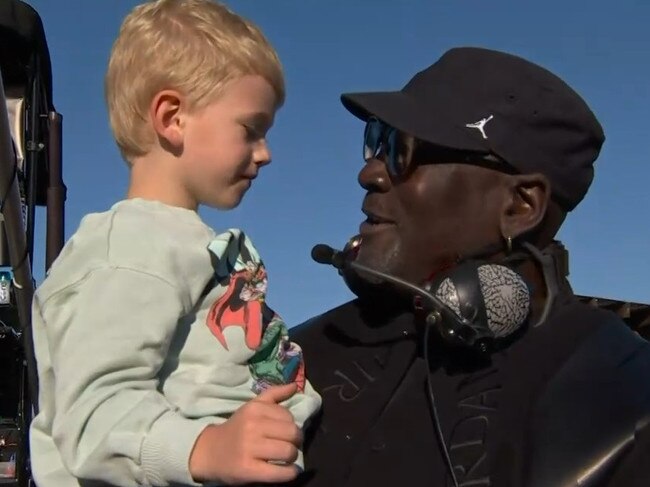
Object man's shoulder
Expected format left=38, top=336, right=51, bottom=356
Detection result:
left=565, top=302, right=650, bottom=379
left=291, top=300, right=361, bottom=341
left=556, top=298, right=648, bottom=360
left=526, top=299, right=650, bottom=487
left=547, top=297, right=650, bottom=379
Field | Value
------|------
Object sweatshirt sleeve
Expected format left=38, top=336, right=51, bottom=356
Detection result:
left=39, top=266, right=208, bottom=487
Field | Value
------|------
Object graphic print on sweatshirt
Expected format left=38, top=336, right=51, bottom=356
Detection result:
left=206, top=229, right=306, bottom=394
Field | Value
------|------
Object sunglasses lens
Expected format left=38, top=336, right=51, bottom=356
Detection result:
left=387, top=128, right=412, bottom=177
left=363, top=118, right=411, bottom=177
left=364, top=118, right=383, bottom=161
left=385, top=129, right=400, bottom=176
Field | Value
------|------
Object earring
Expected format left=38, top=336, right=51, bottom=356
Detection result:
left=504, top=235, right=513, bottom=254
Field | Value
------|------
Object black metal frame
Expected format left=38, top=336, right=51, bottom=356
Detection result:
left=0, top=1, right=65, bottom=486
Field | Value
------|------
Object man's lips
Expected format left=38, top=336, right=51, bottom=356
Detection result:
left=360, top=208, right=396, bottom=234
left=362, top=207, right=395, bottom=225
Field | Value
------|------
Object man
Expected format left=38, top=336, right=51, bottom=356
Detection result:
left=290, top=47, right=650, bottom=487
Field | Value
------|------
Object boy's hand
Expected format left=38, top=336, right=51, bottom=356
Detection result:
left=189, top=383, right=302, bottom=485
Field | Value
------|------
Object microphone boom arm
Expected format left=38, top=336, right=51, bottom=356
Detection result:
left=347, top=260, right=482, bottom=346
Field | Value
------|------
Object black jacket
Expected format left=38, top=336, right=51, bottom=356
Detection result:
left=289, top=294, right=650, bottom=487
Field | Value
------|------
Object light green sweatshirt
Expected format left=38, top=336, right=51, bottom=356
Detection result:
left=29, top=198, right=322, bottom=487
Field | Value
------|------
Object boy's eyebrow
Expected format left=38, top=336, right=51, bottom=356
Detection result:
left=239, top=111, right=273, bottom=127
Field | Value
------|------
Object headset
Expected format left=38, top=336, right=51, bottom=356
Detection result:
left=312, top=234, right=569, bottom=355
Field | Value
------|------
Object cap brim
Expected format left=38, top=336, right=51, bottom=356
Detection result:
left=341, top=91, right=487, bottom=153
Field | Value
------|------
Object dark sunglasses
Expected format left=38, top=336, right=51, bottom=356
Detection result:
left=363, top=117, right=414, bottom=177
left=363, top=116, right=511, bottom=177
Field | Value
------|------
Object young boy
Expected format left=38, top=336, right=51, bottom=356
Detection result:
left=28, top=1, right=321, bottom=486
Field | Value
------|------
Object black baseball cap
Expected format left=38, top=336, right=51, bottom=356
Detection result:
left=341, top=47, right=605, bottom=211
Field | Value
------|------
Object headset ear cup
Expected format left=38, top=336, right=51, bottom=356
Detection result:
left=428, top=260, right=531, bottom=351
left=431, top=260, right=492, bottom=348
left=476, top=264, right=531, bottom=337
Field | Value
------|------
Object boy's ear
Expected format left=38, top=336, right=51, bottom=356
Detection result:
left=499, top=173, right=550, bottom=240
left=150, top=89, right=185, bottom=149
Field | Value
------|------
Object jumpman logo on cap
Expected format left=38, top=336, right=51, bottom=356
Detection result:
left=465, top=115, right=494, bottom=139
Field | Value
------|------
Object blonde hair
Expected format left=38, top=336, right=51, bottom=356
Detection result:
left=105, top=0, right=285, bottom=162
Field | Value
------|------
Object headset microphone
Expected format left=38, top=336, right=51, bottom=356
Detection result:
left=310, top=244, right=345, bottom=269
left=311, top=242, right=531, bottom=353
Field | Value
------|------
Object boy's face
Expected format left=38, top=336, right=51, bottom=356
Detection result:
left=179, top=75, right=278, bottom=209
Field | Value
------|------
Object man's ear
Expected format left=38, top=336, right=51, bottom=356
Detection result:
left=150, top=89, right=185, bottom=152
left=499, top=173, right=550, bottom=240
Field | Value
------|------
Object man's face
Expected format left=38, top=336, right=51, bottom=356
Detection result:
left=355, top=138, right=507, bottom=286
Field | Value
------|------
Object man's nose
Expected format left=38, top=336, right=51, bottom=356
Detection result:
left=358, top=158, right=391, bottom=192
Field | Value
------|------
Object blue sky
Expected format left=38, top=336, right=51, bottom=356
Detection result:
left=27, top=0, right=650, bottom=326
